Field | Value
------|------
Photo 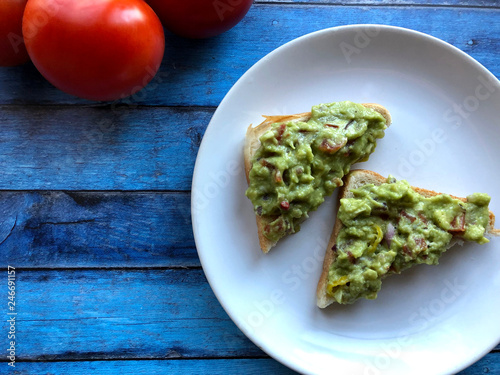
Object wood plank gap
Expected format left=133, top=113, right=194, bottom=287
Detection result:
left=10, top=266, right=202, bottom=271
left=0, top=356, right=271, bottom=363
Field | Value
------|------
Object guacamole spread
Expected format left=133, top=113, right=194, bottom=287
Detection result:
left=327, top=176, right=491, bottom=304
left=245, top=101, right=387, bottom=243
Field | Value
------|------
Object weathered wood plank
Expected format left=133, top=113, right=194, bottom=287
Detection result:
left=0, top=191, right=197, bottom=268
left=6, top=353, right=500, bottom=375
left=1, top=268, right=497, bottom=370
left=0, top=106, right=210, bottom=190
left=3, top=269, right=497, bottom=361
left=7, top=359, right=297, bottom=375
left=3, top=269, right=263, bottom=360
left=2, top=7, right=500, bottom=192
left=0, top=6, right=498, bottom=107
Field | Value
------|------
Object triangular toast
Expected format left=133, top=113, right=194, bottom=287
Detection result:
left=317, top=169, right=499, bottom=307
left=244, top=102, right=391, bottom=253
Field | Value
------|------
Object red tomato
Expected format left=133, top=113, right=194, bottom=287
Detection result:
left=0, top=0, right=29, bottom=67
left=146, top=0, right=253, bottom=39
left=22, top=0, right=165, bottom=101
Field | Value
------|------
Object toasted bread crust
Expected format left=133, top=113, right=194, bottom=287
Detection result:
left=316, top=169, right=498, bottom=308
left=244, top=113, right=311, bottom=253
left=244, top=104, right=391, bottom=253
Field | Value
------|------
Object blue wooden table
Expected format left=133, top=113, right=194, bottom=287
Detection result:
left=1, top=1, right=499, bottom=374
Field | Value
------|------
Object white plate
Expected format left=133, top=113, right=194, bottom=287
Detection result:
left=191, top=25, right=500, bottom=375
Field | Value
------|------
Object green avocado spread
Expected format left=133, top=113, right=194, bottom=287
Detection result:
left=245, top=101, right=387, bottom=243
left=327, top=176, right=491, bottom=304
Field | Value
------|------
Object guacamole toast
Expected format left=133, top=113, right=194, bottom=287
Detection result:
left=317, top=169, right=499, bottom=307
left=244, top=102, right=391, bottom=253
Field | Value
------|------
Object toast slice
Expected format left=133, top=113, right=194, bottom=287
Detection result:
left=244, top=102, right=392, bottom=253
left=317, top=169, right=499, bottom=308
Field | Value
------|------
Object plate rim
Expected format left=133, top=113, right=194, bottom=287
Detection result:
left=191, top=24, right=500, bottom=375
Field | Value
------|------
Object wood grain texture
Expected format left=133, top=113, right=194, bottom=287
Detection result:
left=2, top=8, right=500, bottom=191
left=4, top=267, right=498, bottom=361
left=5, top=353, right=500, bottom=375
left=3, top=269, right=263, bottom=360
left=0, top=106, right=211, bottom=190
left=0, top=5, right=498, bottom=107
left=4, top=268, right=497, bottom=367
left=0, top=191, right=197, bottom=268
left=5, top=359, right=298, bottom=375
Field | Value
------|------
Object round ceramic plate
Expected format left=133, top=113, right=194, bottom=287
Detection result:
left=191, top=25, right=500, bottom=375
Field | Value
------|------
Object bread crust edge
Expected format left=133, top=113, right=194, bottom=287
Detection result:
left=243, top=104, right=391, bottom=253
left=316, top=169, right=498, bottom=308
